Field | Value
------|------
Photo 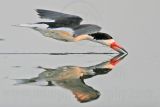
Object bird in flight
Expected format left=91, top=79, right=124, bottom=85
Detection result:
left=15, top=54, right=127, bottom=103
left=16, top=9, right=127, bottom=54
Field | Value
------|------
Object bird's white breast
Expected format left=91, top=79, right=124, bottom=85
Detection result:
left=41, top=28, right=75, bottom=42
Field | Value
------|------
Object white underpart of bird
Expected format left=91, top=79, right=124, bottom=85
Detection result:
left=15, top=9, right=127, bottom=54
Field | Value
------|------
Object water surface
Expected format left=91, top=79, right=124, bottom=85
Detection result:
left=0, top=0, right=160, bottom=107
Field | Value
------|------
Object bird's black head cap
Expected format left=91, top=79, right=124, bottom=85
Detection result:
left=89, top=32, right=113, bottom=40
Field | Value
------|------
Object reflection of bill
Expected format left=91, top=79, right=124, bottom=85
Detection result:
left=15, top=54, right=127, bottom=103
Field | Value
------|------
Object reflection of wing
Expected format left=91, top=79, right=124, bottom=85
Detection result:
left=73, top=24, right=101, bottom=36
left=36, top=9, right=83, bottom=26
left=56, top=79, right=100, bottom=103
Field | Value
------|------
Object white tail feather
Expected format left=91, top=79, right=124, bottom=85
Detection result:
left=15, top=79, right=31, bottom=84
left=14, top=77, right=38, bottom=85
left=13, top=23, right=48, bottom=29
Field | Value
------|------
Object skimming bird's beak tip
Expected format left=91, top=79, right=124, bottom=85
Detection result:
left=110, top=41, right=128, bottom=54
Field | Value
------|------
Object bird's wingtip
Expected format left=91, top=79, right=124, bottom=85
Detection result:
left=35, top=9, right=41, bottom=12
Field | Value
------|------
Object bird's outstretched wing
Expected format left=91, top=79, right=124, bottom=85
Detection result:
left=73, top=24, right=101, bottom=36
left=56, top=79, right=100, bottom=103
left=36, top=9, right=83, bottom=26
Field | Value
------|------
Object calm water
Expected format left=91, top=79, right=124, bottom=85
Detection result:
left=0, top=53, right=128, bottom=106
left=0, top=0, right=160, bottom=107
left=0, top=53, right=126, bottom=102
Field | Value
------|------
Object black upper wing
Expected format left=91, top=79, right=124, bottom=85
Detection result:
left=73, top=24, right=101, bottom=36
left=36, top=9, right=83, bottom=26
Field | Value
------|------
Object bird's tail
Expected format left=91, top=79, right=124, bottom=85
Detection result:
left=14, top=77, right=38, bottom=85
left=13, top=23, right=48, bottom=29
left=13, top=23, right=37, bottom=28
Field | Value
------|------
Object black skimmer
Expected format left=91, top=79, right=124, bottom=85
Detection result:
left=15, top=9, right=127, bottom=54
left=15, top=54, right=127, bottom=103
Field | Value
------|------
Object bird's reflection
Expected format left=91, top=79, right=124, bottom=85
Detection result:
left=15, top=54, right=127, bottom=103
